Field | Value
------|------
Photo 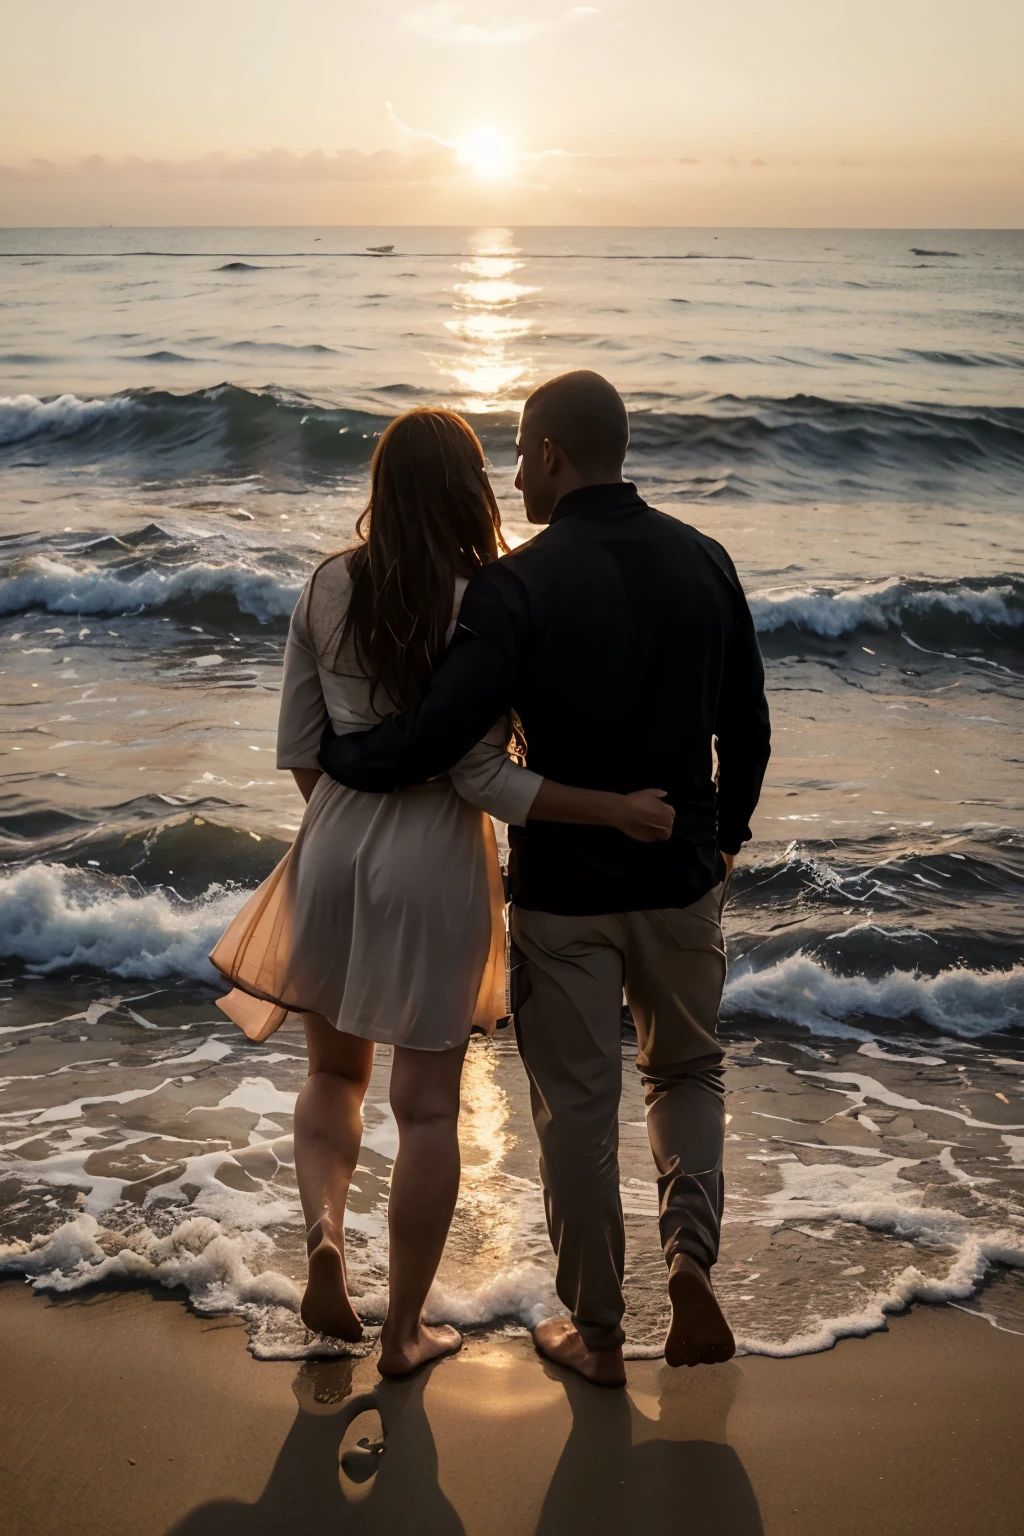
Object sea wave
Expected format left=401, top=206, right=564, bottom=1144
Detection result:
left=4, top=863, right=1022, bottom=1040
left=3, top=385, right=1024, bottom=501
left=0, top=384, right=391, bottom=477
left=0, top=862, right=244, bottom=982
left=0, top=392, right=136, bottom=445
left=4, top=546, right=1021, bottom=654
left=749, top=575, right=1024, bottom=640
left=0, top=553, right=303, bottom=624
left=724, top=952, right=1024, bottom=1039
left=736, top=837, right=1024, bottom=911
left=628, top=393, right=1024, bottom=499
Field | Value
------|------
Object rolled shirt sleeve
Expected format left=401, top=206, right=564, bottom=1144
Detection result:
left=276, top=585, right=329, bottom=771
left=448, top=719, right=543, bottom=827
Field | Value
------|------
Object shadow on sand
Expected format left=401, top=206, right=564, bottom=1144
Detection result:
left=165, top=1356, right=761, bottom=1536
left=536, top=1364, right=763, bottom=1536
left=164, top=1359, right=462, bottom=1535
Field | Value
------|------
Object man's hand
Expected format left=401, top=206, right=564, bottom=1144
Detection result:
left=720, top=851, right=736, bottom=879
left=613, top=789, right=675, bottom=843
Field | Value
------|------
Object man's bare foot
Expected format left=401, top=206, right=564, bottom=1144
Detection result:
left=300, top=1221, right=363, bottom=1342
left=665, top=1253, right=735, bottom=1367
left=531, top=1319, right=626, bottom=1388
left=377, top=1323, right=463, bottom=1378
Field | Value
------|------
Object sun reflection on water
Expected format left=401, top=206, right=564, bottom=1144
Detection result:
left=441, top=228, right=536, bottom=412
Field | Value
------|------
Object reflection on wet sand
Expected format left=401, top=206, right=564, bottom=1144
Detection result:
left=457, top=1037, right=519, bottom=1266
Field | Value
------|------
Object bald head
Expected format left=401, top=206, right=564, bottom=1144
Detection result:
left=521, top=370, right=629, bottom=480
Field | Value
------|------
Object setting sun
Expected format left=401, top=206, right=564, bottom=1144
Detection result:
left=457, top=127, right=514, bottom=180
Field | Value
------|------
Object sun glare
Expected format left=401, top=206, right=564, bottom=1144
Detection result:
left=458, top=128, right=514, bottom=180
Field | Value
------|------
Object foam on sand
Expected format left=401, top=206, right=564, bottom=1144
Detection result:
left=6, top=1146, right=1023, bottom=1363
left=734, top=1151, right=1024, bottom=1357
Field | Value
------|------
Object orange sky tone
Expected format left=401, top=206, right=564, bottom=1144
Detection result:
left=2, top=1, right=1022, bottom=225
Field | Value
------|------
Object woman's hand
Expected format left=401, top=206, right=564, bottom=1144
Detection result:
left=611, top=788, right=675, bottom=843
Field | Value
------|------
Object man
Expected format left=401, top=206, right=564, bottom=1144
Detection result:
left=320, top=371, right=771, bottom=1387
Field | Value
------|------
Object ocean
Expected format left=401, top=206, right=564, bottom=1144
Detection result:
left=1, top=226, right=1022, bottom=1360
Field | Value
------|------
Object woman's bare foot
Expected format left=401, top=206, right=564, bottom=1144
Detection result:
left=377, top=1322, right=463, bottom=1378
left=300, top=1220, right=363, bottom=1342
left=531, top=1319, right=626, bottom=1388
left=665, top=1253, right=735, bottom=1367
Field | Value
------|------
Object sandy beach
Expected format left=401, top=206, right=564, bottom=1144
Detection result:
left=3, top=1280, right=1021, bottom=1536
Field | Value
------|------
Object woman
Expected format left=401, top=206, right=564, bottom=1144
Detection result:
left=211, top=409, right=673, bottom=1377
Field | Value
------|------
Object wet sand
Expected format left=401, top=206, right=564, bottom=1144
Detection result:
left=2, top=1281, right=1021, bottom=1536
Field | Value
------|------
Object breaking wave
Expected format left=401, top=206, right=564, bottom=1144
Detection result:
left=3, top=385, right=1024, bottom=501
left=0, top=863, right=245, bottom=982
left=724, top=952, right=1024, bottom=1039
left=0, top=552, right=303, bottom=624
left=2, top=526, right=1021, bottom=649
left=3, top=862, right=1021, bottom=1042
left=749, top=575, right=1024, bottom=641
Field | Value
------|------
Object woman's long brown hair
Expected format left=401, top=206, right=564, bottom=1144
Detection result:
left=312, top=408, right=508, bottom=711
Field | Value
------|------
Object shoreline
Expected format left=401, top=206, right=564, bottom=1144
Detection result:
left=3, top=1279, right=1022, bottom=1535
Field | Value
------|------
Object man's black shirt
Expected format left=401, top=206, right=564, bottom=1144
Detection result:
left=319, top=483, right=771, bottom=915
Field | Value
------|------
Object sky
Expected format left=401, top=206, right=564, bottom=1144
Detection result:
left=1, top=0, right=1022, bottom=225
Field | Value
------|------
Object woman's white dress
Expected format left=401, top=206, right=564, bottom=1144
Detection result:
left=210, top=555, right=542, bottom=1050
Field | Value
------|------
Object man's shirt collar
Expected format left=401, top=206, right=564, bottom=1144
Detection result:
left=549, top=481, right=645, bottom=524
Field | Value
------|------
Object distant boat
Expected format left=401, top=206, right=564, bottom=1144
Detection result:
left=367, top=244, right=395, bottom=255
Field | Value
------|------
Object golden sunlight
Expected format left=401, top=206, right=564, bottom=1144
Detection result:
left=457, top=127, right=515, bottom=180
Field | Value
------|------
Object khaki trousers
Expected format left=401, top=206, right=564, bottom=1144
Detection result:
left=510, top=884, right=727, bottom=1353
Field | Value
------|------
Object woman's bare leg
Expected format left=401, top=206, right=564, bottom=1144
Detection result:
left=294, top=1012, right=375, bottom=1340
left=378, top=1039, right=468, bottom=1376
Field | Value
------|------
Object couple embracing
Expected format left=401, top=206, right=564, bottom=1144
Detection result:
left=212, top=371, right=771, bottom=1387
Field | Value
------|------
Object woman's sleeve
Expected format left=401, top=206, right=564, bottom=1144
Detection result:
left=447, top=718, right=543, bottom=827
left=276, top=585, right=329, bottom=770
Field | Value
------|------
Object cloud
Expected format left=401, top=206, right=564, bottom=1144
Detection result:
left=385, top=101, right=454, bottom=149
left=0, top=147, right=462, bottom=186
left=405, top=3, right=600, bottom=45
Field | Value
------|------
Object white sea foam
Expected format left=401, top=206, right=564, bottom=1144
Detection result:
left=0, top=1206, right=560, bottom=1361
left=0, top=862, right=246, bottom=981
left=0, top=554, right=302, bottom=624
left=738, top=1233, right=1024, bottom=1357
left=724, top=952, right=1024, bottom=1039
left=749, top=577, right=1022, bottom=637
left=798, top=1069, right=1024, bottom=1131
left=4, top=865, right=1022, bottom=1044
left=4, top=554, right=1017, bottom=640
left=0, top=392, right=134, bottom=446
left=733, top=1151, right=1024, bottom=1356
left=7, top=1169, right=1023, bottom=1363
left=0, top=1212, right=300, bottom=1312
